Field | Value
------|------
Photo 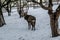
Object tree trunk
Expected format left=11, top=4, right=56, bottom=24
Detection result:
left=0, top=0, right=6, bottom=27
left=0, top=15, right=3, bottom=27
left=48, top=10, right=59, bottom=37
left=9, top=4, right=11, bottom=13
left=16, top=1, right=21, bottom=18
left=0, top=8, right=6, bottom=27
left=48, top=0, right=59, bottom=37
left=7, top=5, right=11, bottom=16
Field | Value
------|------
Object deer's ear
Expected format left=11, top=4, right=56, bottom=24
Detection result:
left=24, top=12, right=27, bottom=16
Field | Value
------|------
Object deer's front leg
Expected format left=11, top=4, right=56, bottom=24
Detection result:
left=31, top=21, right=36, bottom=30
left=28, top=22, right=31, bottom=30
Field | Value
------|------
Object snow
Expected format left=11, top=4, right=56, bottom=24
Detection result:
left=0, top=5, right=60, bottom=40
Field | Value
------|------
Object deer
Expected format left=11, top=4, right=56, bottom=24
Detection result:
left=21, top=7, right=36, bottom=30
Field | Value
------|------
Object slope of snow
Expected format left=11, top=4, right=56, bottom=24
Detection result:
left=0, top=6, right=60, bottom=40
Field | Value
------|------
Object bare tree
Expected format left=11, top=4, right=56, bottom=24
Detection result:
left=31, top=0, right=60, bottom=37
left=16, top=1, right=21, bottom=17
left=0, top=0, right=11, bottom=27
left=16, top=0, right=28, bottom=18
left=6, top=4, right=11, bottom=16
left=3, top=0, right=11, bottom=16
left=0, top=0, right=6, bottom=27
left=57, top=0, right=59, bottom=4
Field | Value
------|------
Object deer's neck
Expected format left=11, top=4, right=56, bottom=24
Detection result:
left=24, top=15, right=30, bottom=20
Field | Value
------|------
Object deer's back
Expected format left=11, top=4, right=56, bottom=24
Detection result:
left=24, top=15, right=36, bottom=22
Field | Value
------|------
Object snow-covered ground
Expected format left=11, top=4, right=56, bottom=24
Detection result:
left=0, top=5, right=60, bottom=40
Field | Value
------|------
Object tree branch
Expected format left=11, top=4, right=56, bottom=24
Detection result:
left=31, top=0, right=50, bottom=10
left=1, top=0, right=11, bottom=8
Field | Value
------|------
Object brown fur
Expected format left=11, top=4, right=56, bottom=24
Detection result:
left=25, top=14, right=36, bottom=30
left=23, top=13, right=36, bottom=30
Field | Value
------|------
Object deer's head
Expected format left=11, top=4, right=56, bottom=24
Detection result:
left=21, top=11, right=27, bottom=17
